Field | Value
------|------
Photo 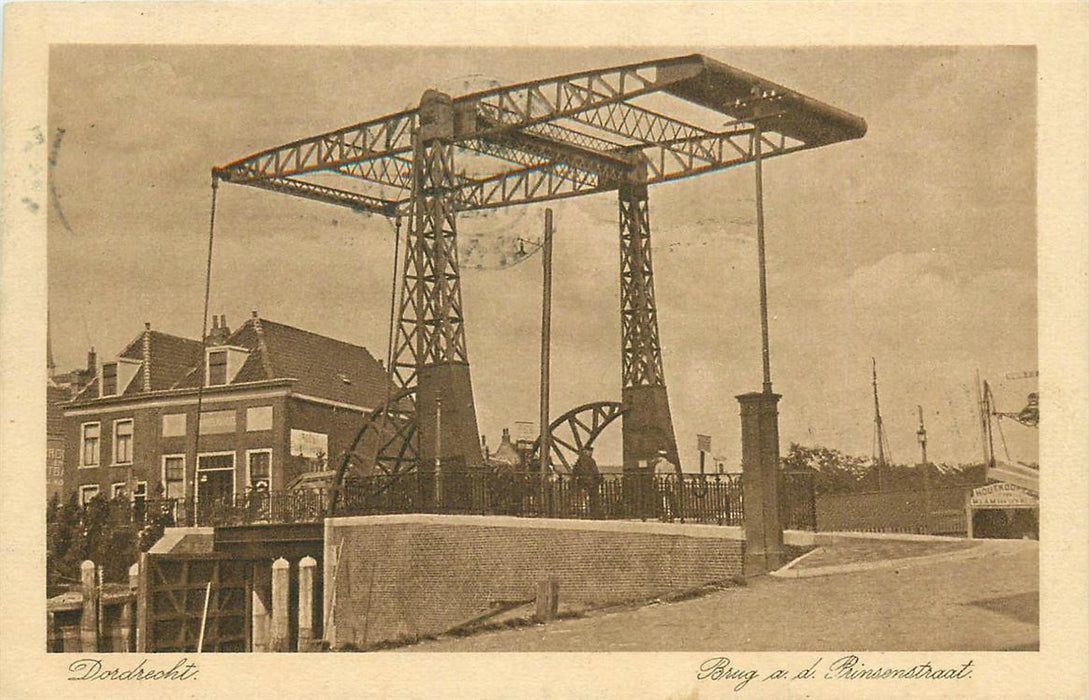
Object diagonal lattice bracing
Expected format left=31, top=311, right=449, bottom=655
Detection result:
left=619, top=180, right=665, bottom=389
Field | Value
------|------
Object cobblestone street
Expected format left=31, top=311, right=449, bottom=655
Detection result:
left=405, top=539, right=1038, bottom=652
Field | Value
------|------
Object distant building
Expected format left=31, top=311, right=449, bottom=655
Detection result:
left=485, top=428, right=523, bottom=469
left=48, top=349, right=97, bottom=501
left=61, top=313, right=392, bottom=511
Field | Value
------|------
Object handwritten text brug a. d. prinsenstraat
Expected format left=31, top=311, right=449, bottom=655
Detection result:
left=697, top=655, right=974, bottom=691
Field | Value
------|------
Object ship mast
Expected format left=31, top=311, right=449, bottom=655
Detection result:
left=871, top=357, right=892, bottom=489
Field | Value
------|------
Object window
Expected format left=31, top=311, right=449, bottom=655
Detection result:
left=290, top=429, right=328, bottom=472
left=247, top=450, right=271, bottom=490
left=111, top=482, right=127, bottom=499
left=79, top=484, right=100, bottom=506
left=101, top=363, right=118, bottom=396
left=162, top=413, right=187, bottom=437
left=199, top=410, right=236, bottom=435
left=246, top=406, right=273, bottom=432
left=133, top=481, right=147, bottom=505
left=113, top=419, right=134, bottom=464
left=207, top=350, right=228, bottom=386
left=163, top=455, right=186, bottom=499
left=198, top=453, right=234, bottom=471
left=80, top=423, right=100, bottom=467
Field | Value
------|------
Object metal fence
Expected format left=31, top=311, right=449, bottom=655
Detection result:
left=779, top=470, right=817, bottom=531
left=130, top=471, right=745, bottom=528
left=814, top=486, right=970, bottom=535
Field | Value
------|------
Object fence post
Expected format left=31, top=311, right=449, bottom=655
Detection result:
left=297, top=556, right=316, bottom=651
left=809, top=474, right=818, bottom=531
left=80, top=560, right=98, bottom=652
left=270, top=558, right=290, bottom=652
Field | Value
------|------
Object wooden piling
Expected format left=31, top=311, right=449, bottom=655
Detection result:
left=535, top=578, right=559, bottom=621
left=270, top=558, right=289, bottom=652
left=80, top=560, right=98, bottom=652
left=118, top=562, right=139, bottom=652
left=298, top=556, right=316, bottom=651
left=252, top=562, right=271, bottom=653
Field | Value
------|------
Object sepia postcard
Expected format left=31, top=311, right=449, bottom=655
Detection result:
left=2, top=2, right=1087, bottom=698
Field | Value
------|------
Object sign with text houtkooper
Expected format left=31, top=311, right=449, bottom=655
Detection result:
left=968, top=482, right=1038, bottom=509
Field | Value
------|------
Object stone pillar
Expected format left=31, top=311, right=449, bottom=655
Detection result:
left=251, top=562, right=272, bottom=652
left=297, top=556, right=316, bottom=651
left=737, top=392, right=784, bottom=575
left=270, top=558, right=290, bottom=652
left=80, top=560, right=98, bottom=652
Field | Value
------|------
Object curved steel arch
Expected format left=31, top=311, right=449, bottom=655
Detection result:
left=328, top=387, right=418, bottom=515
left=530, top=400, right=627, bottom=473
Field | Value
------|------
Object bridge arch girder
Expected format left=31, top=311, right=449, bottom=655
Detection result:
left=530, top=400, right=627, bottom=473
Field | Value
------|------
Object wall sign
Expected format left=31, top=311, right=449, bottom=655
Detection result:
left=969, top=482, right=1038, bottom=509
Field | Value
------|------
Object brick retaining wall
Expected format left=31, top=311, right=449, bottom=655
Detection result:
left=324, top=515, right=745, bottom=648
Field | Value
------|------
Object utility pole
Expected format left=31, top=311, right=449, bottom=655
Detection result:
left=754, top=123, right=773, bottom=394
left=917, top=405, right=930, bottom=533
left=871, top=358, right=890, bottom=490
left=539, top=209, right=554, bottom=512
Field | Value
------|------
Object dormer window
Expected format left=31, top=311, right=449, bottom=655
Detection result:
left=204, top=345, right=249, bottom=387
left=100, top=358, right=141, bottom=397
left=208, top=350, right=228, bottom=386
left=101, top=363, right=118, bottom=396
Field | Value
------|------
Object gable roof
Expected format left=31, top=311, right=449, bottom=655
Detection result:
left=170, top=317, right=395, bottom=409
left=123, top=331, right=204, bottom=394
left=71, top=330, right=202, bottom=403
left=67, top=317, right=395, bottom=411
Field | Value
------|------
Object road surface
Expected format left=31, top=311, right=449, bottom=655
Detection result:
left=404, top=539, right=1037, bottom=652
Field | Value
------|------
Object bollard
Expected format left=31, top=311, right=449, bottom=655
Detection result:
left=118, top=562, right=139, bottom=652
left=270, top=558, right=290, bottom=652
left=297, top=556, right=316, bottom=651
left=535, top=578, right=559, bottom=621
left=251, top=562, right=271, bottom=653
left=80, top=560, right=98, bottom=652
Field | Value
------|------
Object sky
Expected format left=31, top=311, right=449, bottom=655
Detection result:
left=47, top=45, right=1038, bottom=468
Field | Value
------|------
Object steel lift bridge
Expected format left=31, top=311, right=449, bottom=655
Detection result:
left=212, top=54, right=866, bottom=514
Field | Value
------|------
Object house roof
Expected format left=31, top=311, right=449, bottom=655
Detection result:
left=72, top=316, right=395, bottom=411
left=225, top=317, right=393, bottom=408
left=122, top=331, right=204, bottom=394
left=47, top=383, right=69, bottom=436
left=71, top=330, right=202, bottom=403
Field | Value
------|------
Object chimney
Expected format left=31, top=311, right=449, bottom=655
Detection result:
left=501, top=427, right=512, bottom=446
left=86, top=347, right=97, bottom=374
left=206, top=313, right=231, bottom=346
left=142, top=323, right=153, bottom=391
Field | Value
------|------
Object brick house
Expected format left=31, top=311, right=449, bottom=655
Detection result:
left=61, top=313, right=392, bottom=512
left=48, top=349, right=97, bottom=502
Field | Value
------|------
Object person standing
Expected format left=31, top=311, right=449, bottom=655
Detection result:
left=652, top=449, right=682, bottom=520
left=573, top=447, right=601, bottom=517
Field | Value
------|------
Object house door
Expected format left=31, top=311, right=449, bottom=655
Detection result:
left=198, top=453, right=236, bottom=514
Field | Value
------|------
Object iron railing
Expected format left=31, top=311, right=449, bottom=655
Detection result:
left=125, top=471, right=745, bottom=528
left=779, top=470, right=818, bottom=531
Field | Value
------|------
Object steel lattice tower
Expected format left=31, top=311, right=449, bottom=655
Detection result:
left=213, top=54, right=866, bottom=480
left=618, top=174, right=680, bottom=470
left=393, top=91, right=481, bottom=469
